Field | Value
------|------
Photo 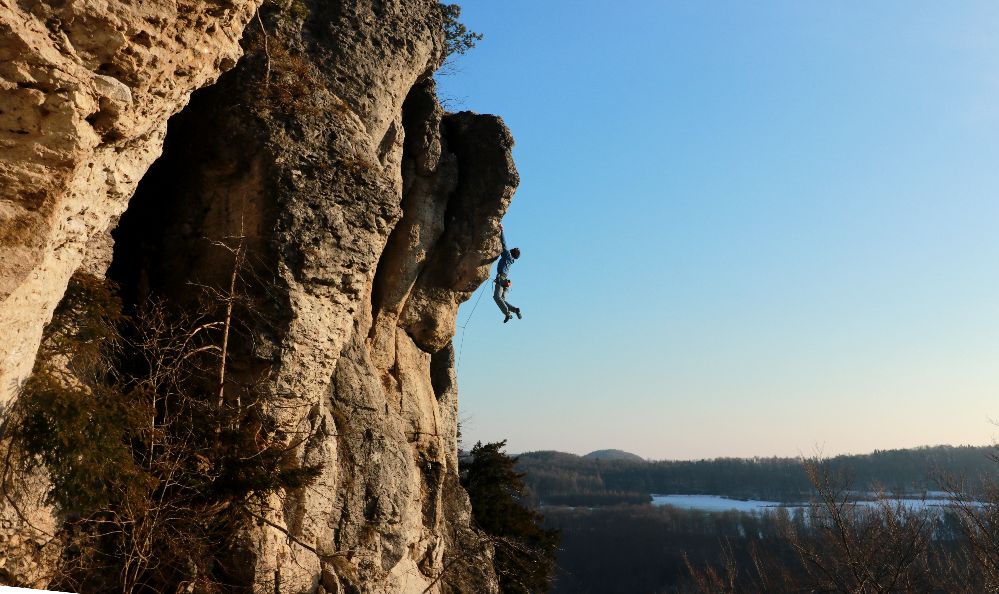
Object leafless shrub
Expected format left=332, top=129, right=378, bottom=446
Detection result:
left=0, top=237, right=322, bottom=593
left=686, top=458, right=974, bottom=594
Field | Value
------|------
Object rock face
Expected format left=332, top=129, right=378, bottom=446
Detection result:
left=0, top=0, right=262, bottom=405
left=1, top=0, right=516, bottom=592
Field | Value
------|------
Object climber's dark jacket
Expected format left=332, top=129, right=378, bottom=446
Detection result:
left=497, top=230, right=514, bottom=279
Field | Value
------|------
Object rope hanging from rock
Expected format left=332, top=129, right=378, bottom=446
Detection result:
left=457, top=281, right=489, bottom=369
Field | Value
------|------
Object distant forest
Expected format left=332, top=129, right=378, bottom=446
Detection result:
left=516, top=445, right=997, bottom=505
left=515, top=446, right=999, bottom=593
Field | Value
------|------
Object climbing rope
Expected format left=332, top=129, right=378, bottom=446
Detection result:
left=456, top=280, right=489, bottom=369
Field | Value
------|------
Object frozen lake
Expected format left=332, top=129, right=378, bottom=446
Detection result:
left=651, top=494, right=784, bottom=512
left=651, top=494, right=963, bottom=513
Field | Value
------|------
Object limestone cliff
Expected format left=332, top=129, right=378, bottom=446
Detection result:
left=0, top=0, right=516, bottom=592
left=0, top=0, right=261, bottom=406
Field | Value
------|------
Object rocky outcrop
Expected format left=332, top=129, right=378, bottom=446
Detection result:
left=0, top=0, right=262, bottom=406
left=1, top=0, right=517, bottom=592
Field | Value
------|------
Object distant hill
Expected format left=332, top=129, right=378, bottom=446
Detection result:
left=583, top=449, right=645, bottom=462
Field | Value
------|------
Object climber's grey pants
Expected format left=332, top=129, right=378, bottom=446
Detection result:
left=494, top=280, right=515, bottom=316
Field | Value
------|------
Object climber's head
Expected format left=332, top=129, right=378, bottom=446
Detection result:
left=511, top=247, right=521, bottom=259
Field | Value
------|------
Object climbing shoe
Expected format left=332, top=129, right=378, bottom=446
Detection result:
left=513, top=308, right=522, bottom=320
left=503, top=313, right=512, bottom=323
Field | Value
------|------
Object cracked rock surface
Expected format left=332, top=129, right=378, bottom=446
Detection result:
left=1, top=0, right=518, bottom=591
left=0, top=0, right=262, bottom=405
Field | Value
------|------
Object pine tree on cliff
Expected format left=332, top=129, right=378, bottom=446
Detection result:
left=462, top=441, right=560, bottom=593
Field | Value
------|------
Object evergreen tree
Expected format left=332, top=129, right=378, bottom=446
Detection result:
left=462, top=441, right=559, bottom=593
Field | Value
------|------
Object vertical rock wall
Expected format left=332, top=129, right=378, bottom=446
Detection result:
left=0, top=0, right=262, bottom=405
left=1, top=0, right=518, bottom=591
left=0, top=0, right=261, bottom=586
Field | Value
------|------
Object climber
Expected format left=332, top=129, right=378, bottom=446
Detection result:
left=494, top=224, right=522, bottom=323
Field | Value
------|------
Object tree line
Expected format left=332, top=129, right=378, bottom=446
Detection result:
left=517, top=446, right=996, bottom=505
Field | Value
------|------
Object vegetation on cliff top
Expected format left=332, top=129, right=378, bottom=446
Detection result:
left=440, top=3, right=483, bottom=58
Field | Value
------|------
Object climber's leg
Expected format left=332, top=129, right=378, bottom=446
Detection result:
left=500, top=285, right=521, bottom=321
left=503, top=291, right=518, bottom=317
left=493, top=281, right=510, bottom=317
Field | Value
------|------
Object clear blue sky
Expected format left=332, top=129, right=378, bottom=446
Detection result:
left=440, top=1, right=999, bottom=460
